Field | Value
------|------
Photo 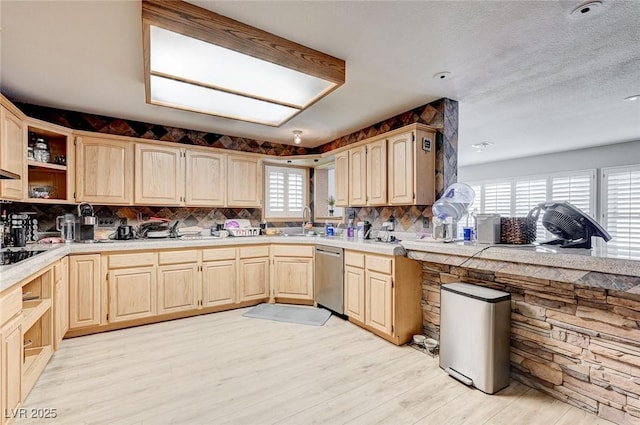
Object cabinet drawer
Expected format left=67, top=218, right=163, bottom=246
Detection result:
left=158, top=249, right=199, bottom=265
left=272, top=245, right=313, bottom=258
left=108, top=252, right=156, bottom=268
left=0, top=286, right=22, bottom=326
left=202, top=248, right=236, bottom=262
left=239, top=245, right=269, bottom=259
left=366, top=255, right=392, bottom=274
left=345, top=251, right=365, bottom=268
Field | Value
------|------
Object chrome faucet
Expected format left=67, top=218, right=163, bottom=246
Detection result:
left=302, top=206, right=311, bottom=235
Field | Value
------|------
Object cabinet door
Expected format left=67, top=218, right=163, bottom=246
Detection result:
left=185, top=150, right=225, bottom=206
left=227, top=155, right=261, bottom=207
left=69, top=254, right=101, bottom=329
left=366, top=139, right=387, bottom=205
left=334, top=151, right=349, bottom=206
left=0, top=106, right=24, bottom=200
left=202, top=260, right=236, bottom=307
left=349, top=146, right=366, bottom=206
left=76, top=136, right=133, bottom=204
left=273, top=258, right=313, bottom=300
left=54, top=257, right=69, bottom=349
left=238, top=257, right=269, bottom=302
left=157, top=264, right=198, bottom=314
left=365, top=271, right=393, bottom=336
left=1, top=319, right=22, bottom=424
left=108, top=267, right=156, bottom=322
left=134, top=143, right=184, bottom=205
left=344, top=265, right=365, bottom=323
left=387, top=131, right=415, bottom=205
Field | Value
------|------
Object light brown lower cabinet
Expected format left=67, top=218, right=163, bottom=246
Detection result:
left=157, top=263, right=199, bottom=314
left=202, top=248, right=237, bottom=308
left=238, top=246, right=270, bottom=302
left=271, top=245, right=314, bottom=302
left=343, top=250, right=422, bottom=345
left=68, top=254, right=101, bottom=329
left=108, top=267, right=157, bottom=322
left=1, top=317, right=22, bottom=425
left=53, top=257, right=69, bottom=350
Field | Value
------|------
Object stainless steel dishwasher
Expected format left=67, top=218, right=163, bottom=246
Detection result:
left=314, top=245, right=344, bottom=314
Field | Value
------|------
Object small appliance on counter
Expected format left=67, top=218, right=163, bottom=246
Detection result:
left=432, top=183, right=476, bottom=241
left=75, top=203, right=97, bottom=243
left=476, top=214, right=501, bottom=244
left=56, top=213, right=76, bottom=243
left=538, top=201, right=611, bottom=249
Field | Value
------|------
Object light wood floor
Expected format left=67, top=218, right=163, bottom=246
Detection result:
left=17, top=308, right=613, bottom=425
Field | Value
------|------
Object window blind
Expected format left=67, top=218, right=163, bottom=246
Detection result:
left=515, top=178, right=547, bottom=239
left=602, top=166, right=640, bottom=259
left=550, top=171, right=595, bottom=216
left=265, top=165, right=307, bottom=218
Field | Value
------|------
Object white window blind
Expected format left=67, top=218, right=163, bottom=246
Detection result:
left=602, top=166, right=640, bottom=259
left=265, top=165, right=307, bottom=219
left=515, top=178, right=547, bottom=239
left=465, top=169, right=596, bottom=242
left=550, top=171, right=595, bottom=216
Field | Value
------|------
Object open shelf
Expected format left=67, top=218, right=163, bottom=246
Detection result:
left=22, top=298, right=52, bottom=332
left=26, top=121, right=73, bottom=203
left=22, top=345, right=53, bottom=399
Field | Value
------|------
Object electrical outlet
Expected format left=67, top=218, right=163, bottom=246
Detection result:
left=98, top=217, right=119, bottom=227
left=422, top=217, right=430, bottom=228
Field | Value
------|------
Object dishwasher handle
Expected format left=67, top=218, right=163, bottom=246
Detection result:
left=315, top=248, right=342, bottom=257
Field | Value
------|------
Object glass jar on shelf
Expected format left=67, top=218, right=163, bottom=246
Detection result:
left=33, top=138, right=50, bottom=163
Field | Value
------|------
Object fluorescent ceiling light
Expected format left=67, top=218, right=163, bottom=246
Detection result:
left=142, top=0, right=346, bottom=127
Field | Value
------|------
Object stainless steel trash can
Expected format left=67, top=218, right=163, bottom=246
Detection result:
left=439, top=282, right=511, bottom=394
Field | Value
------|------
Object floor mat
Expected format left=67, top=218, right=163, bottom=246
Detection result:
left=242, top=303, right=332, bottom=326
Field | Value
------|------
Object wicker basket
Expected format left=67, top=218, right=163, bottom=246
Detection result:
left=500, top=207, right=541, bottom=244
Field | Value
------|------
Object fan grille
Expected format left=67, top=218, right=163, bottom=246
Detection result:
left=542, top=208, right=584, bottom=240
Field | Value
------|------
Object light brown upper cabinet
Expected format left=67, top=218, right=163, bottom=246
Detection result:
left=227, top=154, right=262, bottom=207
left=387, top=129, right=435, bottom=205
left=135, top=143, right=184, bottom=205
left=0, top=105, right=25, bottom=201
left=76, top=136, right=133, bottom=204
left=366, top=139, right=387, bottom=205
left=185, top=149, right=226, bottom=207
left=349, top=145, right=367, bottom=206
left=334, top=151, right=349, bottom=207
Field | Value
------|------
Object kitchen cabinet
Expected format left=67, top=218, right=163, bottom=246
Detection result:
left=23, top=119, right=75, bottom=204
left=238, top=246, right=270, bottom=302
left=271, top=245, right=313, bottom=302
left=157, top=250, right=199, bottom=314
left=387, top=129, right=435, bottom=205
left=343, top=250, right=422, bottom=345
left=106, top=252, right=157, bottom=322
left=75, top=135, right=133, bottom=204
left=20, top=265, right=54, bottom=400
left=334, top=151, right=349, bottom=206
left=344, top=265, right=365, bottom=323
left=134, top=143, right=184, bottom=205
left=1, top=318, right=22, bottom=425
left=0, top=105, right=24, bottom=201
left=227, top=155, right=262, bottom=207
left=202, top=248, right=237, bottom=308
left=185, top=149, right=226, bottom=207
left=53, top=257, right=69, bottom=350
left=366, top=138, right=387, bottom=205
left=349, top=145, right=367, bottom=206
left=68, top=254, right=102, bottom=329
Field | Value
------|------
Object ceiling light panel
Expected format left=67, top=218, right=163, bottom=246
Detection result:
left=150, top=76, right=299, bottom=126
left=149, top=26, right=336, bottom=108
left=142, top=0, right=345, bottom=127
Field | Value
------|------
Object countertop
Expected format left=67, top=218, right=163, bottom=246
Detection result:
left=0, top=235, right=405, bottom=292
left=2, top=234, right=638, bottom=293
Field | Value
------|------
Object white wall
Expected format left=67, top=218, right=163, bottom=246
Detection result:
left=459, top=140, right=640, bottom=182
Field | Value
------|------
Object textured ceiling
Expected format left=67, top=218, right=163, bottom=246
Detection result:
left=1, top=0, right=638, bottom=166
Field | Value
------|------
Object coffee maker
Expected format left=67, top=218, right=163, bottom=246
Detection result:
left=75, top=203, right=97, bottom=243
